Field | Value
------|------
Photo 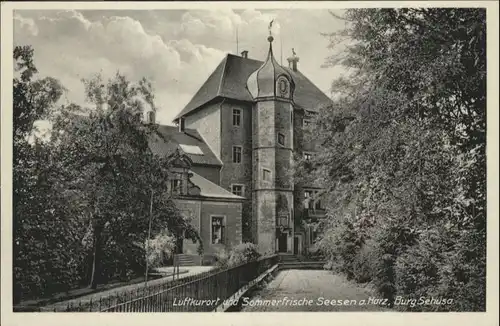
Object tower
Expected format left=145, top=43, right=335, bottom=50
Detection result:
left=246, top=33, right=296, bottom=254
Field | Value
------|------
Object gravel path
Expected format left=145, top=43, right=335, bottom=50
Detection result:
left=240, top=269, right=390, bottom=312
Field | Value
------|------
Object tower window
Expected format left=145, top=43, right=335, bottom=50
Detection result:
left=263, top=169, right=272, bottom=181
left=233, top=109, right=242, bottom=126
left=211, top=216, right=225, bottom=244
left=277, top=133, right=285, bottom=146
left=231, top=184, right=244, bottom=196
left=303, top=119, right=311, bottom=128
left=232, top=146, right=242, bottom=163
left=304, top=152, right=312, bottom=161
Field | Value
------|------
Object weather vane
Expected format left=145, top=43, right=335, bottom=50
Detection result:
left=268, top=19, right=274, bottom=36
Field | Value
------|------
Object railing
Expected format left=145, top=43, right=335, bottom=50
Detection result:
left=59, top=255, right=278, bottom=312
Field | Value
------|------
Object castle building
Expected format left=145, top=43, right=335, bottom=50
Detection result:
left=156, top=33, right=332, bottom=256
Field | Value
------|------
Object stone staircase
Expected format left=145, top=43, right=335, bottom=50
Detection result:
left=174, top=254, right=201, bottom=267
left=278, top=254, right=326, bottom=270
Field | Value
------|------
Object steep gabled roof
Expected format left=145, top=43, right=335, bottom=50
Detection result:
left=149, top=125, right=222, bottom=167
left=173, top=53, right=333, bottom=122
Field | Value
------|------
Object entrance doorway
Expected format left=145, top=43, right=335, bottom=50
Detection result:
left=278, top=232, right=287, bottom=252
left=294, top=236, right=299, bottom=255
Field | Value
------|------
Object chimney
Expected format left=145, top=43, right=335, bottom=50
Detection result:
left=147, top=111, right=156, bottom=124
left=178, top=117, right=185, bottom=132
left=287, top=48, right=299, bottom=72
left=241, top=50, right=248, bottom=59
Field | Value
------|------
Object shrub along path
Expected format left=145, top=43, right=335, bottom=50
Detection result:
left=240, top=269, right=389, bottom=312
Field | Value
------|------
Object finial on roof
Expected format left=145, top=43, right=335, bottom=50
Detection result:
left=268, top=19, right=275, bottom=42
left=292, top=48, right=296, bottom=56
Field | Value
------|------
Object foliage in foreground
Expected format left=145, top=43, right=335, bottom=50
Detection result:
left=298, top=8, right=486, bottom=311
left=13, top=46, right=200, bottom=302
left=214, top=242, right=262, bottom=268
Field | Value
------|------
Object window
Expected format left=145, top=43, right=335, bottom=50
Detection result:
left=233, top=109, right=242, bottom=126
left=277, top=133, right=285, bottom=146
left=310, top=226, right=317, bottom=243
left=232, top=146, right=242, bottom=163
left=304, top=152, right=312, bottom=161
left=304, top=190, right=313, bottom=209
left=263, top=169, right=271, bottom=181
left=211, top=216, right=225, bottom=244
left=314, top=197, right=322, bottom=210
left=171, top=179, right=183, bottom=195
left=231, top=184, right=244, bottom=196
left=277, top=214, right=289, bottom=227
left=170, top=172, right=185, bottom=195
left=303, top=119, right=311, bottom=128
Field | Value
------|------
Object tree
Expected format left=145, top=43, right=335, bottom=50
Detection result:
left=13, top=46, right=201, bottom=299
left=50, top=72, right=200, bottom=288
left=298, top=8, right=486, bottom=311
left=13, top=46, right=88, bottom=301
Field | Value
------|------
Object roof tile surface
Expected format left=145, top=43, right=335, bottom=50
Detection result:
left=174, top=54, right=333, bottom=121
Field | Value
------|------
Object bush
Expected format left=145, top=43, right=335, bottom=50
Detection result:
left=145, top=230, right=176, bottom=269
left=351, top=240, right=377, bottom=283
left=227, top=242, right=261, bottom=267
left=317, top=215, right=362, bottom=278
left=368, top=219, right=415, bottom=307
left=213, top=248, right=230, bottom=268
left=394, top=226, right=486, bottom=312
left=213, top=242, right=261, bottom=268
left=436, top=227, right=486, bottom=312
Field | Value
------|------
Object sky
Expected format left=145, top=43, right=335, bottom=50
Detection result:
left=13, top=9, right=346, bottom=126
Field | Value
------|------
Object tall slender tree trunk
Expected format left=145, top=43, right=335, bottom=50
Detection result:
left=89, top=220, right=104, bottom=289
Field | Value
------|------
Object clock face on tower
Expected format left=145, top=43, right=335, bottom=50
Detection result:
left=277, top=76, right=290, bottom=98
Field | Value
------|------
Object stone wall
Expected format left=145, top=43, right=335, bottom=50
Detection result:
left=183, top=102, right=221, bottom=161
left=219, top=100, right=254, bottom=242
left=174, top=198, right=242, bottom=255
left=252, top=99, right=295, bottom=254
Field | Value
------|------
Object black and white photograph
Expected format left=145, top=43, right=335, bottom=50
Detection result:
left=1, top=1, right=498, bottom=325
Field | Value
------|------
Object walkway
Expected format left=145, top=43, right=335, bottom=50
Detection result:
left=241, top=269, right=390, bottom=312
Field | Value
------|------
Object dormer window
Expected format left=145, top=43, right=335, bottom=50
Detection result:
left=179, top=144, right=204, bottom=155
left=170, top=172, right=184, bottom=195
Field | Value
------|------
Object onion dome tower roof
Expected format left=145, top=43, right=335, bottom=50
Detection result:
left=246, top=35, right=295, bottom=100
